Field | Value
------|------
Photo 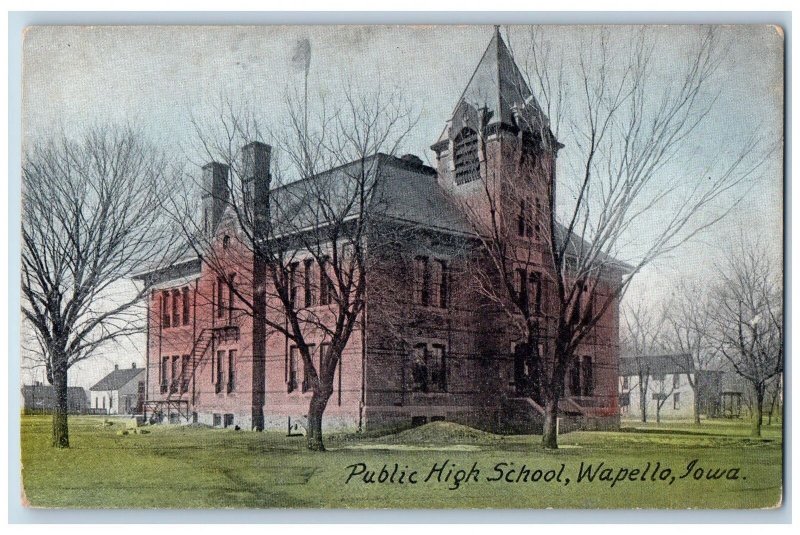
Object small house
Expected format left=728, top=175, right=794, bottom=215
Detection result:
left=89, top=363, right=145, bottom=415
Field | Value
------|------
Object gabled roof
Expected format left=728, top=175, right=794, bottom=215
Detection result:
left=89, top=367, right=144, bottom=392
left=619, top=354, right=695, bottom=377
left=436, top=27, right=548, bottom=144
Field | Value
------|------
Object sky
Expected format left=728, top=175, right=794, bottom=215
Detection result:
left=21, top=24, right=784, bottom=389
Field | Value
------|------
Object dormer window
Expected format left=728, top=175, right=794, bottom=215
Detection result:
left=453, top=128, right=480, bottom=185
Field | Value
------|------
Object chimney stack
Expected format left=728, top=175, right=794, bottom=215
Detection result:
left=114, top=364, right=119, bottom=370
left=241, top=142, right=271, bottom=231
left=131, top=362, right=136, bottom=369
left=201, top=162, right=230, bottom=236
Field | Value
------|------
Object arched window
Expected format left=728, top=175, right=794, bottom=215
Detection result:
left=453, top=128, right=480, bottom=185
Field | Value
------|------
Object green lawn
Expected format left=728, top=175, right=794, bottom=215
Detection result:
left=21, top=415, right=783, bottom=509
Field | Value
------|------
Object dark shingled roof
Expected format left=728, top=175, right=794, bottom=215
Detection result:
left=138, top=152, right=630, bottom=283
left=435, top=27, right=549, bottom=145
left=619, top=354, right=695, bottom=377
left=89, top=367, right=144, bottom=392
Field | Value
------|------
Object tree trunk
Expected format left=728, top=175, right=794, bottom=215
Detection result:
left=766, top=386, right=778, bottom=426
left=639, top=385, right=647, bottom=423
left=251, top=256, right=267, bottom=432
left=51, top=365, right=70, bottom=448
left=693, top=387, right=701, bottom=426
left=752, top=384, right=764, bottom=437
left=306, top=388, right=332, bottom=451
left=541, top=394, right=559, bottom=449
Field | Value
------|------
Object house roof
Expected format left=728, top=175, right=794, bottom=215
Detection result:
left=619, top=354, right=695, bottom=376
left=138, top=150, right=631, bottom=284
left=435, top=27, right=550, bottom=145
left=268, top=153, right=474, bottom=237
left=89, top=367, right=144, bottom=392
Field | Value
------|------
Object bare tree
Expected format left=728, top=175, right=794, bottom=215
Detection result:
left=710, top=240, right=782, bottom=437
left=765, top=374, right=782, bottom=426
left=456, top=26, right=771, bottom=449
left=170, top=87, right=417, bottom=450
left=621, top=300, right=667, bottom=423
left=651, top=377, right=676, bottom=424
left=664, top=281, right=719, bottom=425
left=21, top=125, right=174, bottom=447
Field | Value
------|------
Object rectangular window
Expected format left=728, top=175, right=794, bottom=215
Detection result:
left=569, top=359, right=581, bottom=396
left=289, top=262, right=300, bottom=308
left=215, top=350, right=224, bottom=393
left=514, top=268, right=529, bottom=311
left=529, top=272, right=541, bottom=314
left=288, top=346, right=299, bottom=393
left=170, top=355, right=179, bottom=394
left=411, top=344, right=428, bottom=393
left=534, top=197, right=541, bottom=239
left=181, top=355, right=190, bottom=393
left=160, top=357, right=169, bottom=393
left=413, top=256, right=429, bottom=305
left=227, top=350, right=236, bottom=393
left=182, top=287, right=191, bottom=326
left=673, top=392, right=681, bottom=409
left=581, top=356, right=594, bottom=396
left=319, top=343, right=330, bottom=380
left=429, top=260, right=441, bottom=307
left=162, top=291, right=170, bottom=328
left=526, top=197, right=534, bottom=238
left=430, top=344, right=447, bottom=391
left=319, top=257, right=334, bottom=306
left=517, top=199, right=527, bottom=237
left=620, top=392, right=630, bottom=407
left=216, top=277, right=225, bottom=318
left=453, top=128, right=480, bottom=184
left=437, top=260, right=449, bottom=308
left=622, top=376, right=629, bottom=390
left=304, top=259, right=316, bottom=307
left=582, top=282, right=594, bottom=319
left=673, top=374, right=681, bottom=389
left=410, top=343, right=447, bottom=393
left=228, top=274, right=236, bottom=323
left=302, top=344, right=316, bottom=393
left=171, top=289, right=180, bottom=327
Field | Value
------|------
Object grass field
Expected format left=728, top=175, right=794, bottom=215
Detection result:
left=21, top=415, right=783, bottom=509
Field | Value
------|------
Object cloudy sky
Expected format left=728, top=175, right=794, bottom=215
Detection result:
left=21, top=25, right=783, bottom=388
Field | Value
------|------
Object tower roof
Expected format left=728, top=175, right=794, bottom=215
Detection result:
left=436, top=27, right=548, bottom=145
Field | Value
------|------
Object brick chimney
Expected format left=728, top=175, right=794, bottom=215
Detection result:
left=114, top=364, right=119, bottom=370
left=131, top=362, right=136, bottom=369
left=201, top=161, right=230, bottom=236
left=241, top=142, right=271, bottom=222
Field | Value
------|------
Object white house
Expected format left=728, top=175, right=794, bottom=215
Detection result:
left=89, top=364, right=145, bottom=415
left=618, top=354, right=696, bottom=421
